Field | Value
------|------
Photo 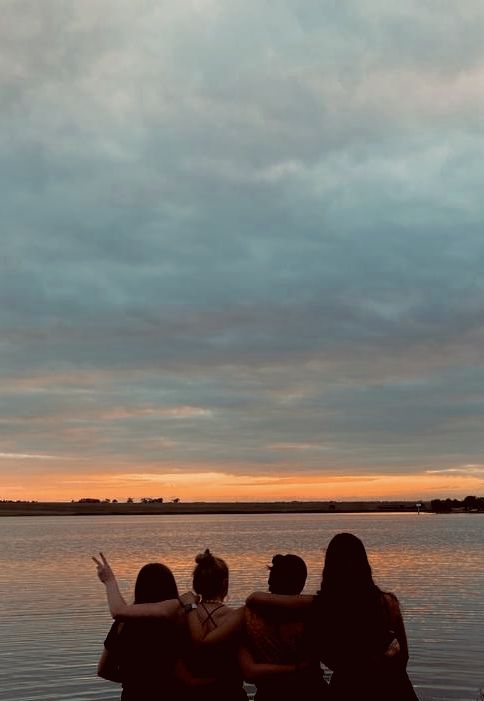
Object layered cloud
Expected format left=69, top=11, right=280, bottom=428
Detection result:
left=1, top=1, right=483, bottom=499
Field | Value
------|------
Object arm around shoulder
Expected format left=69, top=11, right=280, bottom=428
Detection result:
left=93, top=552, right=180, bottom=619
left=187, top=606, right=245, bottom=646
left=246, top=592, right=314, bottom=611
left=112, top=596, right=180, bottom=620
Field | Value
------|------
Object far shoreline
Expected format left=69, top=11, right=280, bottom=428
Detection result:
left=0, top=500, right=429, bottom=517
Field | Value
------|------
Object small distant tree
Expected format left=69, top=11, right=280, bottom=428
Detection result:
left=112, top=498, right=118, bottom=503
left=172, top=497, right=180, bottom=504
left=431, top=499, right=451, bottom=513
left=463, top=495, right=477, bottom=511
left=127, top=497, right=134, bottom=504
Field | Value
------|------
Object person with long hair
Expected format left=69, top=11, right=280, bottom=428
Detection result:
left=314, top=532, right=418, bottom=700
left=97, top=562, right=182, bottom=701
left=94, top=552, right=193, bottom=620
left=240, top=554, right=329, bottom=701
left=246, top=533, right=417, bottom=701
left=94, top=550, right=246, bottom=700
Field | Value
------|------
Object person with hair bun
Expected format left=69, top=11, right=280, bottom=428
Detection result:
left=181, top=549, right=248, bottom=701
left=93, top=553, right=220, bottom=696
left=193, top=548, right=229, bottom=604
left=240, top=554, right=329, bottom=701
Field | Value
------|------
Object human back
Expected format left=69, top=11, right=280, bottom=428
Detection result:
left=313, top=532, right=418, bottom=701
left=242, top=554, right=329, bottom=701
left=181, top=549, right=248, bottom=701
left=100, top=562, right=182, bottom=701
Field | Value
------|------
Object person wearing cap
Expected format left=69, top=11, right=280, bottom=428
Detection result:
left=239, top=554, right=329, bottom=701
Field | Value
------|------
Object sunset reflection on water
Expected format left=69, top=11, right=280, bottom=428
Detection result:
left=1, top=512, right=483, bottom=701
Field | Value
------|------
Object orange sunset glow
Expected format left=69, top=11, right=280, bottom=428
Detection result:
left=2, top=0, right=484, bottom=506
left=2, top=455, right=484, bottom=502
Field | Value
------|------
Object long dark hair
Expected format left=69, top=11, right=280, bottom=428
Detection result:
left=315, top=533, right=389, bottom=661
left=320, top=532, right=376, bottom=597
left=134, top=562, right=178, bottom=604
left=117, top=563, right=180, bottom=672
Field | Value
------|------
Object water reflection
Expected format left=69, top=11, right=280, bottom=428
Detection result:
left=1, top=513, right=483, bottom=701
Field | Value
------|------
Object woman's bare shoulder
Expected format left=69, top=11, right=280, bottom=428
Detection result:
left=219, top=605, right=244, bottom=619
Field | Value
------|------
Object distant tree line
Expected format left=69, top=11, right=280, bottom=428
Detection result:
left=431, top=495, right=484, bottom=513
left=75, top=498, right=118, bottom=504
left=73, top=497, right=180, bottom=504
left=0, top=499, right=39, bottom=504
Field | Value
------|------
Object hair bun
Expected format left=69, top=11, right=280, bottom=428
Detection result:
left=195, top=548, right=214, bottom=565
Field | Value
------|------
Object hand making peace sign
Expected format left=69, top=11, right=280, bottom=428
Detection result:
left=92, top=552, right=115, bottom=584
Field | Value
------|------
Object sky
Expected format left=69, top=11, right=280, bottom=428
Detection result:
left=1, top=1, right=484, bottom=502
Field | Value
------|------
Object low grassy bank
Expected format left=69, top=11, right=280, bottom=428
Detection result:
left=0, top=500, right=426, bottom=517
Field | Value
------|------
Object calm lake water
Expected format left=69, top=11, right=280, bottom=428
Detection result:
left=0, top=512, right=483, bottom=701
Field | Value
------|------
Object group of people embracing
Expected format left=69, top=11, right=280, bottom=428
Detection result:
left=94, top=532, right=419, bottom=701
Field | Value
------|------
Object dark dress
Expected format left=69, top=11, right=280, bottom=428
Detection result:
left=328, top=661, right=418, bottom=701
left=104, top=618, right=182, bottom=701
left=314, top=592, right=419, bottom=701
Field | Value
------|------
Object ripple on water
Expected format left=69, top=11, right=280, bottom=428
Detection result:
left=1, top=513, right=483, bottom=701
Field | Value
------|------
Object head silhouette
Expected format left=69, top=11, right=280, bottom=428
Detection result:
left=268, top=554, right=307, bottom=595
left=134, top=562, right=179, bottom=604
left=193, top=549, right=229, bottom=601
left=316, top=533, right=390, bottom=657
left=321, top=532, right=375, bottom=594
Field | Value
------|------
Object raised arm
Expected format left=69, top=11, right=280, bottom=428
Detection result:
left=93, top=553, right=180, bottom=619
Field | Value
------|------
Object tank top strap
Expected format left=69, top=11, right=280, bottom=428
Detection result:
left=199, top=602, right=225, bottom=628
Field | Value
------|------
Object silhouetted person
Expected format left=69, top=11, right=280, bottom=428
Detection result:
left=246, top=534, right=417, bottom=701
left=97, top=562, right=182, bottom=701
left=240, top=554, right=329, bottom=701
left=313, top=533, right=418, bottom=701
left=179, top=549, right=247, bottom=701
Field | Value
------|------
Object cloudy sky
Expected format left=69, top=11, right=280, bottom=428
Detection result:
left=1, top=0, right=483, bottom=501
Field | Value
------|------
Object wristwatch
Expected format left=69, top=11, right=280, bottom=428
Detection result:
left=183, top=602, right=198, bottom=613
